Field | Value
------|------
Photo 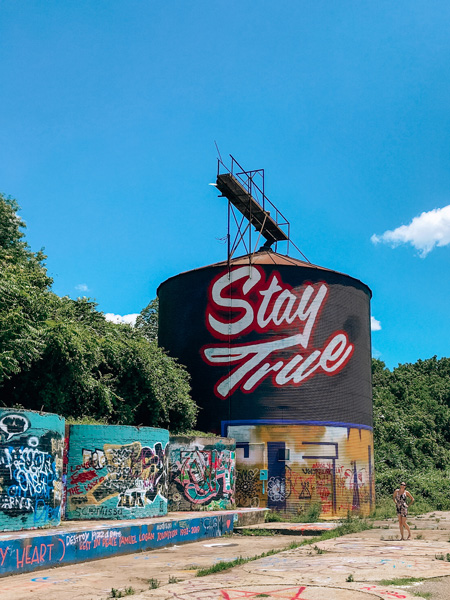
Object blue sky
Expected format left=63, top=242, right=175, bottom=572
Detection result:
left=2, top=1, right=450, bottom=370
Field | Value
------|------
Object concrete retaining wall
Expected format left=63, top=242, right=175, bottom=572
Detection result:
left=66, top=425, right=169, bottom=520
left=0, top=410, right=65, bottom=532
left=168, top=436, right=235, bottom=511
left=0, top=510, right=261, bottom=576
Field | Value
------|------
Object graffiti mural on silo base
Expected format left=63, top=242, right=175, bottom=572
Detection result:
left=169, top=436, right=236, bottom=511
left=229, top=424, right=374, bottom=517
left=66, top=425, right=169, bottom=520
left=0, top=409, right=65, bottom=532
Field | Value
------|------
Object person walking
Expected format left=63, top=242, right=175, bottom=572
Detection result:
left=393, top=482, right=414, bottom=540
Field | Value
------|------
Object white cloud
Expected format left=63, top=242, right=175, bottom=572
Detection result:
left=104, top=313, right=139, bottom=326
left=371, top=205, right=450, bottom=257
left=371, top=316, right=381, bottom=331
left=75, top=283, right=89, bottom=292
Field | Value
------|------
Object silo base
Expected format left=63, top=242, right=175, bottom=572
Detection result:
left=226, top=422, right=375, bottom=518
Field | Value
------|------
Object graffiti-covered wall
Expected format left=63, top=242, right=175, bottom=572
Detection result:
left=169, top=436, right=235, bottom=511
left=230, top=424, right=374, bottom=518
left=66, top=425, right=169, bottom=520
left=0, top=409, right=65, bottom=532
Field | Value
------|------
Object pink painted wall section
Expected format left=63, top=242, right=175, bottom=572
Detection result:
left=168, top=436, right=236, bottom=511
left=230, top=424, right=374, bottom=518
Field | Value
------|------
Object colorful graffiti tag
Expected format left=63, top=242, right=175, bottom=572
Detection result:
left=66, top=425, right=169, bottom=520
left=0, top=410, right=64, bottom=531
left=169, top=438, right=235, bottom=511
left=0, top=513, right=234, bottom=576
left=230, top=424, right=374, bottom=517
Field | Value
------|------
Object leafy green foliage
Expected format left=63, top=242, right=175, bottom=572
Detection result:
left=373, top=357, right=450, bottom=509
left=135, top=298, right=158, bottom=342
left=0, top=193, right=197, bottom=432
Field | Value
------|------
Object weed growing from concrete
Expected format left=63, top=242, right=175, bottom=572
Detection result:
left=416, top=533, right=423, bottom=539
left=434, top=554, right=447, bottom=561
left=148, top=578, right=160, bottom=589
left=237, top=528, right=275, bottom=536
left=168, top=576, right=179, bottom=584
left=196, top=556, right=248, bottom=576
left=379, top=577, right=425, bottom=586
left=316, top=515, right=372, bottom=541
left=109, top=588, right=135, bottom=598
left=265, top=511, right=285, bottom=523
left=346, top=574, right=354, bottom=582
left=265, top=503, right=324, bottom=524
left=291, top=503, right=323, bottom=523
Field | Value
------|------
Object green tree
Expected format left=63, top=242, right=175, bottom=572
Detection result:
left=135, top=297, right=158, bottom=342
left=0, top=194, right=198, bottom=432
left=0, top=194, right=53, bottom=382
left=373, top=356, right=450, bottom=508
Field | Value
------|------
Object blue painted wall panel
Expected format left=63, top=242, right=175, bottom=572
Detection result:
left=0, top=514, right=234, bottom=576
left=0, top=410, right=65, bottom=532
left=66, top=425, right=169, bottom=520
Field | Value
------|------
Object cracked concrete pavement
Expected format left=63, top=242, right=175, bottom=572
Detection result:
left=2, top=511, right=450, bottom=600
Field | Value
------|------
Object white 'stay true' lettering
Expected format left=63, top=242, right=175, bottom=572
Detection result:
left=203, top=332, right=353, bottom=397
left=203, top=266, right=354, bottom=397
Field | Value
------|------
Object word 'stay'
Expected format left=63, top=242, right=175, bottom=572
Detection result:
left=202, top=266, right=353, bottom=397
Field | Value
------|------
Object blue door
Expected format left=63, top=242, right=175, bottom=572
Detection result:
left=267, top=442, right=286, bottom=510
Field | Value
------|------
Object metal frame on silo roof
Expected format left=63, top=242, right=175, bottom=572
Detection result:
left=214, top=154, right=310, bottom=267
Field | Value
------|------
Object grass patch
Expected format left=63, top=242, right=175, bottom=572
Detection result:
left=413, top=593, right=431, bottom=599
left=314, top=515, right=372, bottom=542
left=378, top=577, right=424, bottom=586
left=291, top=503, right=322, bottom=523
left=148, top=578, right=160, bottom=589
left=196, top=543, right=304, bottom=577
left=237, top=528, right=275, bottom=536
left=168, top=575, right=179, bottom=584
left=265, top=503, right=323, bottom=523
left=197, top=516, right=372, bottom=577
left=369, top=497, right=395, bottom=520
left=265, top=511, right=285, bottom=523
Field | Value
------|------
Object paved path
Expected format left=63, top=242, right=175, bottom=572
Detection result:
left=2, top=511, right=450, bottom=600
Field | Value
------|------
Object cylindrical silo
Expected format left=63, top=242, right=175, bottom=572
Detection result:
left=158, top=249, right=374, bottom=517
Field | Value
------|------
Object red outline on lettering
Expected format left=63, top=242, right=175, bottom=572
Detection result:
left=201, top=330, right=354, bottom=398
left=205, top=266, right=328, bottom=341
